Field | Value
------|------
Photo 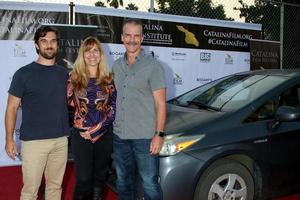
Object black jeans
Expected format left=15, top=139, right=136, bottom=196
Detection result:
left=71, top=127, right=113, bottom=198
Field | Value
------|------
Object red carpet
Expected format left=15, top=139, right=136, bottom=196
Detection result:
left=0, top=162, right=299, bottom=200
left=0, top=162, right=117, bottom=200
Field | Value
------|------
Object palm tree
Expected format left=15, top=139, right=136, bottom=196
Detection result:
left=126, top=3, right=139, bottom=10
left=95, top=1, right=106, bottom=7
left=107, top=0, right=123, bottom=8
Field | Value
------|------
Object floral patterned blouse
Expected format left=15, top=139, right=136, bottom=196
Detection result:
left=67, top=77, right=116, bottom=143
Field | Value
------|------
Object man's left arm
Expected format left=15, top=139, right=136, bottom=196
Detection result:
left=150, top=88, right=166, bottom=155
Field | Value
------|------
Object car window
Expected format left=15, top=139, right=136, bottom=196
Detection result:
left=279, top=86, right=300, bottom=107
left=245, top=84, right=300, bottom=123
left=245, top=100, right=276, bottom=122
left=171, top=74, right=287, bottom=111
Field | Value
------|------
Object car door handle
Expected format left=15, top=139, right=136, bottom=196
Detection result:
left=253, top=138, right=268, bottom=144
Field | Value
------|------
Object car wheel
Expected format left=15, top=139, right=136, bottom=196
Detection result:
left=194, top=159, right=254, bottom=200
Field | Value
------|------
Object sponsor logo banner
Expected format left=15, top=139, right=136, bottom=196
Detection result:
left=196, top=77, right=212, bottom=84
left=14, top=43, right=27, bottom=57
left=173, top=73, right=183, bottom=85
left=171, top=51, right=186, bottom=61
left=200, top=52, right=211, bottom=62
left=75, top=13, right=261, bottom=52
left=225, top=54, right=233, bottom=64
left=250, top=39, right=280, bottom=70
left=1, top=9, right=261, bottom=52
left=0, top=10, right=67, bottom=40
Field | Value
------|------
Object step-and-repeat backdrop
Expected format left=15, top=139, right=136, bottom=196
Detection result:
left=0, top=1, right=262, bottom=166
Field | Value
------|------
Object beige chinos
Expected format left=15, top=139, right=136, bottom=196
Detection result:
left=20, top=136, right=68, bottom=200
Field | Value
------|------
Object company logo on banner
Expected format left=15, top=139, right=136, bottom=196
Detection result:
left=250, top=39, right=280, bottom=70
left=252, top=50, right=279, bottom=62
left=244, top=58, right=250, bottom=64
left=196, top=77, right=212, bottom=84
left=200, top=52, right=211, bottom=62
left=173, top=73, right=183, bottom=85
left=14, top=44, right=27, bottom=57
left=0, top=10, right=68, bottom=40
left=204, top=29, right=252, bottom=51
left=109, top=51, right=124, bottom=60
left=143, top=23, right=173, bottom=45
left=171, top=51, right=186, bottom=61
left=176, top=25, right=199, bottom=47
left=225, top=54, right=233, bottom=64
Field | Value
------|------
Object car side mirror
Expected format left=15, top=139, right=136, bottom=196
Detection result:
left=271, top=106, right=300, bottom=130
left=275, top=106, right=300, bottom=122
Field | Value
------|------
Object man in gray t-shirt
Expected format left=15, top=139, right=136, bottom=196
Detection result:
left=112, top=18, right=166, bottom=200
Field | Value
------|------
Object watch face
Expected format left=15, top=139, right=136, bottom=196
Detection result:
left=157, top=131, right=165, bottom=137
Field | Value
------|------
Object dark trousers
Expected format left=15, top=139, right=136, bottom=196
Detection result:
left=71, top=127, right=113, bottom=198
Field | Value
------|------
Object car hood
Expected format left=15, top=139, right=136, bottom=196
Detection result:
left=165, top=103, right=227, bottom=135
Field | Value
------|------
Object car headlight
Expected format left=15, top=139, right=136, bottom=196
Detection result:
left=159, top=133, right=205, bottom=156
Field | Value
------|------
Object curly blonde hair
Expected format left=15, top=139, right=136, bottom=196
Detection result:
left=71, top=36, right=112, bottom=93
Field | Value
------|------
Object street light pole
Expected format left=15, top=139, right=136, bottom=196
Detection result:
left=150, top=0, right=154, bottom=12
left=280, top=0, right=284, bottom=69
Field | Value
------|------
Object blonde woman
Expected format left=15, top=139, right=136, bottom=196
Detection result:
left=68, top=37, right=116, bottom=200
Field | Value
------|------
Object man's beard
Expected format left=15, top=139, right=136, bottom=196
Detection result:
left=39, top=48, right=57, bottom=59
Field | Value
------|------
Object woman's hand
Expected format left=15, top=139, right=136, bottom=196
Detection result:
left=80, top=131, right=91, bottom=140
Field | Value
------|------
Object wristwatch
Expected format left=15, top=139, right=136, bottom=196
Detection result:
left=155, top=131, right=165, bottom=137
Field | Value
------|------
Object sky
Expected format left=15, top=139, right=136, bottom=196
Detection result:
left=3, top=0, right=255, bottom=22
left=213, top=0, right=255, bottom=21
left=91, top=0, right=254, bottom=22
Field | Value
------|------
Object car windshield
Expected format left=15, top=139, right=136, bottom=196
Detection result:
left=169, top=74, right=287, bottom=111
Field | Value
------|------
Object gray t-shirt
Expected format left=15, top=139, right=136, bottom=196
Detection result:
left=112, top=50, right=166, bottom=139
